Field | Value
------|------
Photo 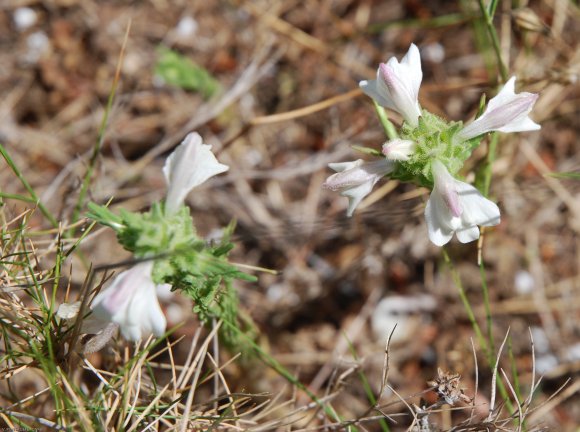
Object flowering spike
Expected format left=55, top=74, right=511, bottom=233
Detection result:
left=324, top=159, right=394, bottom=217
left=91, top=262, right=167, bottom=341
left=424, top=161, right=500, bottom=246
left=457, top=77, right=540, bottom=141
left=360, top=44, right=422, bottom=127
left=164, top=132, right=229, bottom=215
left=382, top=139, right=416, bottom=161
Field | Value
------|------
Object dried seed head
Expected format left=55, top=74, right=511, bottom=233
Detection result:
left=427, top=368, right=473, bottom=406
left=512, top=7, right=549, bottom=35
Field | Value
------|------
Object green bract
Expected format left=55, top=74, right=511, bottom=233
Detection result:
left=391, top=110, right=480, bottom=188
left=87, top=202, right=257, bottom=349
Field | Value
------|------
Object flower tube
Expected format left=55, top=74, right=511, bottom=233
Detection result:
left=360, top=44, right=423, bottom=127
left=457, top=77, right=540, bottom=141
left=324, top=159, right=394, bottom=217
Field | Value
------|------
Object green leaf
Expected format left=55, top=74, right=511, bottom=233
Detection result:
left=546, top=171, right=580, bottom=179
left=155, top=47, right=220, bottom=98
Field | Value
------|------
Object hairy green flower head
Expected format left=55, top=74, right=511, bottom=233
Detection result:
left=116, top=203, right=197, bottom=258
left=390, top=110, right=479, bottom=188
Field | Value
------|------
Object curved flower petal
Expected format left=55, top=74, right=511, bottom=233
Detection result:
left=164, top=132, right=229, bottom=214
left=324, top=159, right=394, bottom=217
left=458, top=77, right=540, bottom=141
left=92, top=261, right=167, bottom=341
left=425, top=161, right=500, bottom=246
left=360, top=44, right=422, bottom=127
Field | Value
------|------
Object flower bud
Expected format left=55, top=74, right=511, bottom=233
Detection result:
left=382, top=139, right=416, bottom=161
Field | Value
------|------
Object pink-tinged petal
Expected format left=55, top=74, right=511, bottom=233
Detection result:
left=164, top=132, right=229, bottom=214
left=382, top=139, right=416, bottom=161
left=360, top=79, right=393, bottom=110
left=425, top=197, right=455, bottom=246
left=458, top=77, right=540, bottom=140
left=359, top=44, right=422, bottom=127
left=324, top=159, right=393, bottom=216
left=425, top=161, right=501, bottom=246
left=91, top=261, right=167, bottom=341
left=431, top=160, right=462, bottom=218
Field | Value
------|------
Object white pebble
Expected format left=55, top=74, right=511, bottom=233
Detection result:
left=421, top=42, right=445, bottom=63
left=14, top=7, right=38, bottom=31
left=175, top=16, right=198, bottom=38
left=514, top=270, right=535, bottom=294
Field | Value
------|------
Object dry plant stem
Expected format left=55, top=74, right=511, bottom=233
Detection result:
left=487, top=329, right=510, bottom=421
left=70, top=20, right=131, bottom=233
left=180, top=323, right=221, bottom=432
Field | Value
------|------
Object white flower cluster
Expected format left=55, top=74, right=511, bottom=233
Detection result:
left=91, top=133, right=228, bottom=341
left=324, top=44, right=540, bottom=246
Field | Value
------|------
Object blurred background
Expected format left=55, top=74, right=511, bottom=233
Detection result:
left=1, top=0, right=579, bottom=429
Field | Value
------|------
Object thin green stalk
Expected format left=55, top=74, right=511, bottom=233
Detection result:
left=479, top=263, right=495, bottom=356
left=69, top=21, right=131, bottom=233
left=367, top=13, right=471, bottom=32
left=0, top=143, right=57, bottom=227
left=346, top=336, right=390, bottom=432
left=442, top=249, right=489, bottom=356
left=373, top=102, right=398, bottom=140
left=477, top=0, right=508, bottom=81
left=442, top=249, right=516, bottom=415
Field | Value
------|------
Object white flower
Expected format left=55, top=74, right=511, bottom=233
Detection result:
left=360, top=44, right=423, bottom=127
left=382, top=139, right=416, bottom=161
left=323, top=159, right=394, bottom=217
left=164, top=132, right=229, bottom=214
left=425, top=160, right=500, bottom=246
left=91, top=262, right=167, bottom=341
left=457, top=77, right=540, bottom=141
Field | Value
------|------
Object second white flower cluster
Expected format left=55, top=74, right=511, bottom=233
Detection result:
left=324, top=44, right=540, bottom=246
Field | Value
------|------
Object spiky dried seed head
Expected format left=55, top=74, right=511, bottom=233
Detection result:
left=427, top=368, right=473, bottom=406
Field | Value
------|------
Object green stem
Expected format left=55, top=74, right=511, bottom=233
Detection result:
left=373, top=101, right=398, bottom=140
left=0, top=143, right=58, bottom=227
left=477, top=0, right=509, bottom=81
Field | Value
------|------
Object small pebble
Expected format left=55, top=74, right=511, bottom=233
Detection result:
left=14, top=7, right=38, bottom=32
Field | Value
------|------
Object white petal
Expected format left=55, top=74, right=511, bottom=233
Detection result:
left=342, top=181, right=375, bottom=217
left=328, top=159, right=364, bottom=173
left=454, top=180, right=501, bottom=227
left=164, top=133, right=229, bottom=214
left=119, top=281, right=166, bottom=340
left=91, top=262, right=167, bottom=341
left=425, top=197, right=454, bottom=246
left=359, top=79, right=395, bottom=111
left=486, top=76, right=517, bottom=111
left=458, top=77, right=540, bottom=140
left=359, top=45, right=422, bottom=127
left=400, top=43, right=422, bottom=102
left=456, top=225, right=481, bottom=243
left=496, top=116, right=541, bottom=133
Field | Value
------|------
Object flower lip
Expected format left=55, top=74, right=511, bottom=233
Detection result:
left=91, top=261, right=167, bottom=341
left=457, top=77, right=540, bottom=141
left=359, top=43, right=423, bottom=127
left=164, top=132, right=229, bottom=214
left=324, top=159, right=394, bottom=217
left=425, top=160, right=500, bottom=246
